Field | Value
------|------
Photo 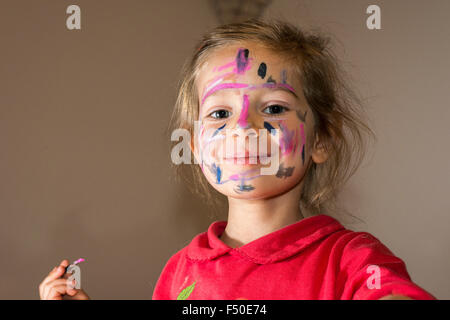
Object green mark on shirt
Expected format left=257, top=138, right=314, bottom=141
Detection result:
left=177, top=281, right=196, bottom=300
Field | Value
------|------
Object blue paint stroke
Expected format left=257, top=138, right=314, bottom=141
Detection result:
left=212, top=123, right=226, bottom=138
left=214, top=164, right=222, bottom=183
left=264, top=121, right=276, bottom=135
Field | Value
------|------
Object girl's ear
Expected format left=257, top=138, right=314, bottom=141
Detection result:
left=189, top=133, right=200, bottom=165
left=311, top=133, right=329, bottom=164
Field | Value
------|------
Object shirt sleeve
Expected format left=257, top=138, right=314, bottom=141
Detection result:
left=152, top=250, right=183, bottom=300
left=338, top=232, right=437, bottom=300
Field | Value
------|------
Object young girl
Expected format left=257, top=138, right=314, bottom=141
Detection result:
left=39, top=19, right=436, bottom=300
left=152, top=19, right=436, bottom=300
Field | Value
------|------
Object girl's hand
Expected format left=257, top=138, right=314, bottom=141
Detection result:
left=39, top=259, right=90, bottom=300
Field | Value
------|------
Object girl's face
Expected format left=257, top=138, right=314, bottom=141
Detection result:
left=193, top=42, right=317, bottom=200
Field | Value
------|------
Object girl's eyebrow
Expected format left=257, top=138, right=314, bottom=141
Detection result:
left=201, top=82, right=298, bottom=106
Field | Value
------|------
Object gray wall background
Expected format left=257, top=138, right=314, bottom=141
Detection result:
left=0, top=0, right=448, bottom=299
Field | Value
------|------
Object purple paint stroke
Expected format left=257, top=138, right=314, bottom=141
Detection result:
left=235, top=48, right=250, bottom=74
left=279, top=122, right=297, bottom=155
left=281, top=69, right=287, bottom=84
left=261, top=82, right=296, bottom=94
left=227, top=167, right=260, bottom=183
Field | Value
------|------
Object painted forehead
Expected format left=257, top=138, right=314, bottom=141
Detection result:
left=199, top=46, right=296, bottom=105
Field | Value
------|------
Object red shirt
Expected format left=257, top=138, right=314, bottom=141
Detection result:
left=152, top=214, right=436, bottom=300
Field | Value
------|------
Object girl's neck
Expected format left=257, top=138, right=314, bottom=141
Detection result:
left=220, top=180, right=305, bottom=248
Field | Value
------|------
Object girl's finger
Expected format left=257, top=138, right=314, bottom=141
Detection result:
left=46, top=283, right=71, bottom=300
left=40, top=260, right=70, bottom=288
left=42, top=278, right=74, bottom=300
left=39, top=267, right=61, bottom=298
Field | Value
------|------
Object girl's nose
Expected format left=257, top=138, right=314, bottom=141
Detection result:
left=236, top=94, right=251, bottom=129
left=234, top=94, right=261, bottom=133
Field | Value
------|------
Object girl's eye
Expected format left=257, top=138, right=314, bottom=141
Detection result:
left=262, top=104, right=288, bottom=115
left=210, top=109, right=231, bottom=119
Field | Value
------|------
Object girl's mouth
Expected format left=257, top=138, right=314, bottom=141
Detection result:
left=222, top=153, right=272, bottom=165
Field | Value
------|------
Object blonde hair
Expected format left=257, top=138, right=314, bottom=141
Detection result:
left=167, top=18, right=376, bottom=219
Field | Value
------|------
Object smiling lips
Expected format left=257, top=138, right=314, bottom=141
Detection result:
left=222, top=151, right=272, bottom=165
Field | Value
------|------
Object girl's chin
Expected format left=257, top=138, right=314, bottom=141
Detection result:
left=224, top=185, right=284, bottom=200
left=215, top=178, right=287, bottom=195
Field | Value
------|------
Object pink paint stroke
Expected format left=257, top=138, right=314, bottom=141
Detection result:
left=217, top=61, right=236, bottom=72
left=201, top=83, right=249, bottom=105
left=237, top=94, right=250, bottom=128
left=201, top=82, right=297, bottom=107
left=73, top=258, right=85, bottom=265
left=300, top=123, right=306, bottom=146
left=279, top=122, right=297, bottom=155
left=203, top=72, right=234, bottom=94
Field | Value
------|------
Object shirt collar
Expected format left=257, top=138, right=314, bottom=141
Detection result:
left=186, top=214, right=345, bottom=264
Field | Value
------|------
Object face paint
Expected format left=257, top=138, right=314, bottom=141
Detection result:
left=279, top=122, right=298, bottom=155
left=281, top=69, right=287, bottom=84
left=235, top=48, right=250, bottom=74
left=199, top=125, right=227, bottom=174
left=212, top=48, right=251, bottom=74
left=296, top=110, right=307, bottom=122
left=216, top=165, right=222, bottom=183
left=201, top=83, right=249, bottom=105
left=215, top=61, right=236, bottom=72
left=205, top=163, right=222, bottom=184
left=275, top=163, right=295, bottom=179
left=212, top=123, right=226, bottom=138
left=257, top=62, right=267, bottom=79
left=237, top=94, right=250, bottom=129
left=264, top=121, right=276, bottom=135
left=228, top=167, right=260, bottom=181
left=228, top=167, right=262, bottom=193
left=196, top=44, right=312, bottom=201
left=266, top=75, right=276, bottom=84
left=234, top=184, right=255, bottom=193
left=300, top=122, right=306, bottom=164
left=202, top=82, right=296, bottom=107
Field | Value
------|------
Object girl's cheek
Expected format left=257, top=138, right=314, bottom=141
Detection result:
left=274, top=119, right=308, bottom=167
left=278, top=120, right=298, bottom=156
left=198, top=123, right=227, bottom=163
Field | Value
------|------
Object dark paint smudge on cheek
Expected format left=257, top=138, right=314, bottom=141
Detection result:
left=300, top=122, right=306, bottom=164
left=264, top=121, right=276, bottom=135
left=275, top=163, right=295, bottom=179
left=257, top=62, right=267, bottom=79
left=301, top=145, right=305, bottom=164
left=236, top=48, right=250, bottom=74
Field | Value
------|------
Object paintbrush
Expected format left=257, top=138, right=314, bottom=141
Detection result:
left=64, top=258, right=85, bottom=275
